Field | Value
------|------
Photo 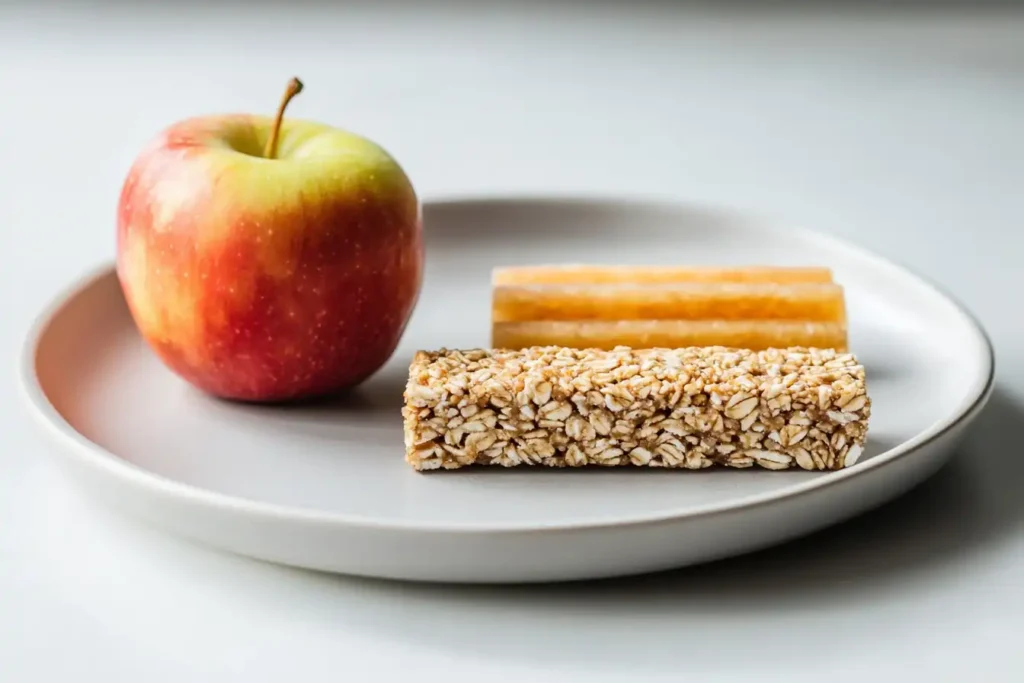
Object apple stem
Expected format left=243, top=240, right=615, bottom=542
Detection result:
left=263, top=77, right=304, bottom=160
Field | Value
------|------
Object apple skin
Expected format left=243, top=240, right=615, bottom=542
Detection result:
left=116, top=114, right=423, bottom=402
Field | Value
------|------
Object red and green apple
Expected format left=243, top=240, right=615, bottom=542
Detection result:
left=116, top=78, right=423, bottom=402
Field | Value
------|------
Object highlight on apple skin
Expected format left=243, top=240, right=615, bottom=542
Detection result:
left=115, top=79, right=424, bottom=402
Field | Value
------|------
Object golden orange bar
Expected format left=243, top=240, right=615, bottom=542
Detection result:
left=492, top=283, right=847, bottom=323
left=492, top=319, right=848, bottom=352
left=492, top=265, right=834, bottom=287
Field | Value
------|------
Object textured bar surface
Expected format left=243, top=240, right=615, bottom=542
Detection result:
left=403, top=346, right=870, bottom=471
left=493, top=265, right=835, bottom=286
left=493, top=319, right=848, bottom=353
left=492, top=282, right=847, bottom=323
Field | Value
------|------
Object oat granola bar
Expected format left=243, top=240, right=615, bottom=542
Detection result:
left=403, top=346, right=870, bottom=471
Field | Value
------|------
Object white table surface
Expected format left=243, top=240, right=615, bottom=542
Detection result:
left=2, top=2, right=1022, bottom=681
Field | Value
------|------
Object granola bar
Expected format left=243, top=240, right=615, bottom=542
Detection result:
left=492, top=320, right=848, bottom=353
left=403, top=346, right=870, bottom=471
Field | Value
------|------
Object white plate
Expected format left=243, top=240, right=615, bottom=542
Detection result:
left=21, top=197, right=993, bottom=583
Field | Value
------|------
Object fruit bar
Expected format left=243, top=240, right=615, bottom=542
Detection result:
left=403, top=345, right=870, bottom=472
left=493, top=265, right=835, bottom=286
left=493, top=320, right=848, bottom=353
left=492, top=282, right=847, bottom=323
left=490, top=264, right=848, bottom=351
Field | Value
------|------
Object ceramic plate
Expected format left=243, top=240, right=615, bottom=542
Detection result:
left=21, top=197, right=994, bottom=583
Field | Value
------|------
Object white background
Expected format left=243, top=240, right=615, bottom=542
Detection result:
left=2, top=1, right=1022, bottom=681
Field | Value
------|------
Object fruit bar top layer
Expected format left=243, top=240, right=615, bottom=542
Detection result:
left=402, top=346, right=870, bottom=472
left=492, top=265, right=836, bottom=286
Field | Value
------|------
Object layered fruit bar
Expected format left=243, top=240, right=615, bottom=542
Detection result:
left=490, top=265, right=849, bottom=352
left=403, top=345, right=870, bottom=472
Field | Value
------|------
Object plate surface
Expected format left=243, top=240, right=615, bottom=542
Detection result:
left=22, top=197, right=993, bottom=583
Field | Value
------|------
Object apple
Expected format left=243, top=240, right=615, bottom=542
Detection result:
left=116, top=78, right=424, bottom=402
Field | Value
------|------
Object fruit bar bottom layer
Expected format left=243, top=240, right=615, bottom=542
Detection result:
left=402, top=346, right=870, bottom=472
left=492, top=320, right=848, bottom=353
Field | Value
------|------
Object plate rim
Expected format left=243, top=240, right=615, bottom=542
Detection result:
left=19, top=194, right=997, bottom=534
